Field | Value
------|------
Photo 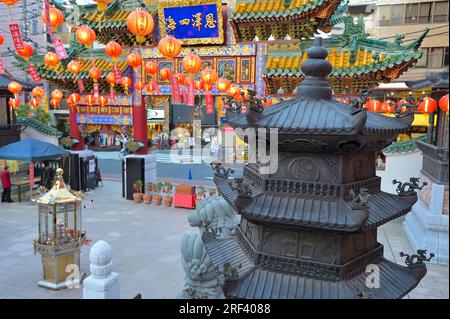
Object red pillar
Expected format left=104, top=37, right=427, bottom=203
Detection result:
left=69, top=105, right=84, bottom=151
left=133, top=97, right=148, bottom=155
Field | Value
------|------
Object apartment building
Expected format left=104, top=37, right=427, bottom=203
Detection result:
left=348, top=0, right=449, bottom=81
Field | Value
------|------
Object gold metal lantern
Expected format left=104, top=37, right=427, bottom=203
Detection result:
left=33, top=168, right=85, bottom=290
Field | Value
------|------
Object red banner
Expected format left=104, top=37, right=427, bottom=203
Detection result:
left=9, top=24, right=24, bottom=51
left=29, top=163, right=35, bottom=188
left=28, top=65, right=41, bottom=82
left=171, top=77, right=181, bottom=104
left=187, top=80, right=195, bottom=107
left=44, top=0, right=54, bottom=37
left=0, top=58, right=4, bottom=74
left=110, top=87, right=115, bottom=103
left=152, top=78, right=161, bottom=94
left=114, top=66, right=122, bottom=84
left=93, top=83, right=99, bottom=98
left=52, top=36, right=68, bottom=60
left=206, top=94, right=214, bottom=114
left=181, top=89, right=188, bottom=104
left=78, top=79, right=85, bottom=93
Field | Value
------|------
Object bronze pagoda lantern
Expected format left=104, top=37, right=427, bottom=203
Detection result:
left=205, top=38, right=429, bottom=299
left=33, top=168, right=85, bottom=290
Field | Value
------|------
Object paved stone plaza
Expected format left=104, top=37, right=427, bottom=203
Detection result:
left=0, top=181, right=448, bottom=299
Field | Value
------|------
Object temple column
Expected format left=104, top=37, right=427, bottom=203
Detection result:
left=133, top=97, right=148, bottom=155
left=132, top=64, right=148, bottom=155
left=70, top=105, right=84, bottom=151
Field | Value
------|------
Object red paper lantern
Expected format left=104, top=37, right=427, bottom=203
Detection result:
left=194, top=80, right=204, bottom=91
left=2, top=0, right=20, bottom=8
left=68, top=93, right=81, bottom=105
left=98, top=95, right=109, bottom=106
left=216, top=78, right=231, bottom=93
left=29, top=97, right=40, bottom=109
left=160, top=68, right=173, bottom=82
left=50, top=98, right=60, bottom=108
left=201, top=68, right=218, bottom=86
left=85, top=94, right=96, bottom=106
left=67, top=60, right=82, bottom=75
left=158, top=36, right=182, bottom=59
left=439, top=94, right=449, bottom=112
left=127, top=8, right=155, bottom=44
left=182, top=52, right=202, bottom=74
left=227, top=85, right=240, bottom=98
left=105, top=41, right=122, bottom=62
left=145, top=82, right=156, bottom=93
left=51, top=89, right=63, bottom=100
left=0, top=34, right=4, bottom=47
left=89, top=66, right=102, bottom=82
left=126, top=51, right=142, bottom=69
left=417, top=97, right=437, bottom=114
left=134, top=80, right=144, bottom=92
left=76, top=25, right=96, bottom=48
left=106, top=72, right=116, bottom=87
left=41, top=5, right=64, bottom=32
left=32, top=87, right=45, bottom=99
left=8, top=97, right=20, bottom=109
left=8, top=81, right=22, bottom=96
left=17, top=43, right=34, bottom=61
left=121, top=76, right=132, bottom=91
left=174, top=73, right=186, bottom=86
left=368, top=99, right=382, bottom=112
left=44, top=51, right=60, bottom=67
left=145, top=61, right=158, bottom=76
left=382, top=100, right=396, bottom=113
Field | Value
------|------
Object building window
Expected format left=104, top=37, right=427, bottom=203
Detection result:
left=433, top=1, right=449, bottom=22
left=416, top=48, right=429, bottom=67
left=418, top=2, right=433, bottom=23
left=32, top=19, right=38, bottom=35
left=378, top=5, right=391, bottom=26
left=405, top=3, right=419, bottom=23
left=429, top=47, right=445, bottom=68
left=444, top=47, right=449, bottom=66
left=390, top=4, right=405, bottom=25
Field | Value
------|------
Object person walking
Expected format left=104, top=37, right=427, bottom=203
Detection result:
left=1, top=165, right=13, bottom=203
left=41, top=161, right=55, bottom=190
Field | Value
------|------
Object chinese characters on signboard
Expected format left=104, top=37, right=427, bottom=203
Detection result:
left=158, top=0, right=224, bottom=45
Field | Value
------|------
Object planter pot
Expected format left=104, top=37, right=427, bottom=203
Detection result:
left=164, top=196, right=173, bottom=207
left=143, top=194, right=152, bottom=205
left=153, top=195, right=162, bottom=206
left=133, top=193, right=143, bottom=203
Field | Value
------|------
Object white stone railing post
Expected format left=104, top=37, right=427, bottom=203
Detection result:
left=83, top=240, right=120, bottom=299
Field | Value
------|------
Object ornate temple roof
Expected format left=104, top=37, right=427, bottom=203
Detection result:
left=203, top=231, right=425, bottom=298
left=77, top=1, right=158, bottom=46
left=264, top=16, right=429, bottom=94
left=215, top=174, right=416, bottom=232
left=383, top=134, right=427, bottom=155
left=230, top=0, right=345, bottom=41
left=16, top=118, right=63, bottom=137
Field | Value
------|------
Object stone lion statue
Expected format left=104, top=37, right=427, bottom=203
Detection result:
left=178, top=196, right=239, bottom=299
left=187, top=195, right=239, bottom=239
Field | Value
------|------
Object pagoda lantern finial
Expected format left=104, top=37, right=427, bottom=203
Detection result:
left=296, top=37, right=333, bottom=100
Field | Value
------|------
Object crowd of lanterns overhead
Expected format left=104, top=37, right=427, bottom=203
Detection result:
left=361, top=95, right=449, bottom=114
left=1, top=1, right=448, bottom=114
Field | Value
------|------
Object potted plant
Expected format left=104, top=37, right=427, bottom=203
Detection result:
left=143, top=183, right=153, bottom=204
left=196, top=185, right=206, bottom=206
left=152, top=182, right=163, bottom=206
left=163, top=182, right=173, bottom=207
left=208, top=188, right=217, bottom=197
left=132, top=180, right=143, bottom=203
